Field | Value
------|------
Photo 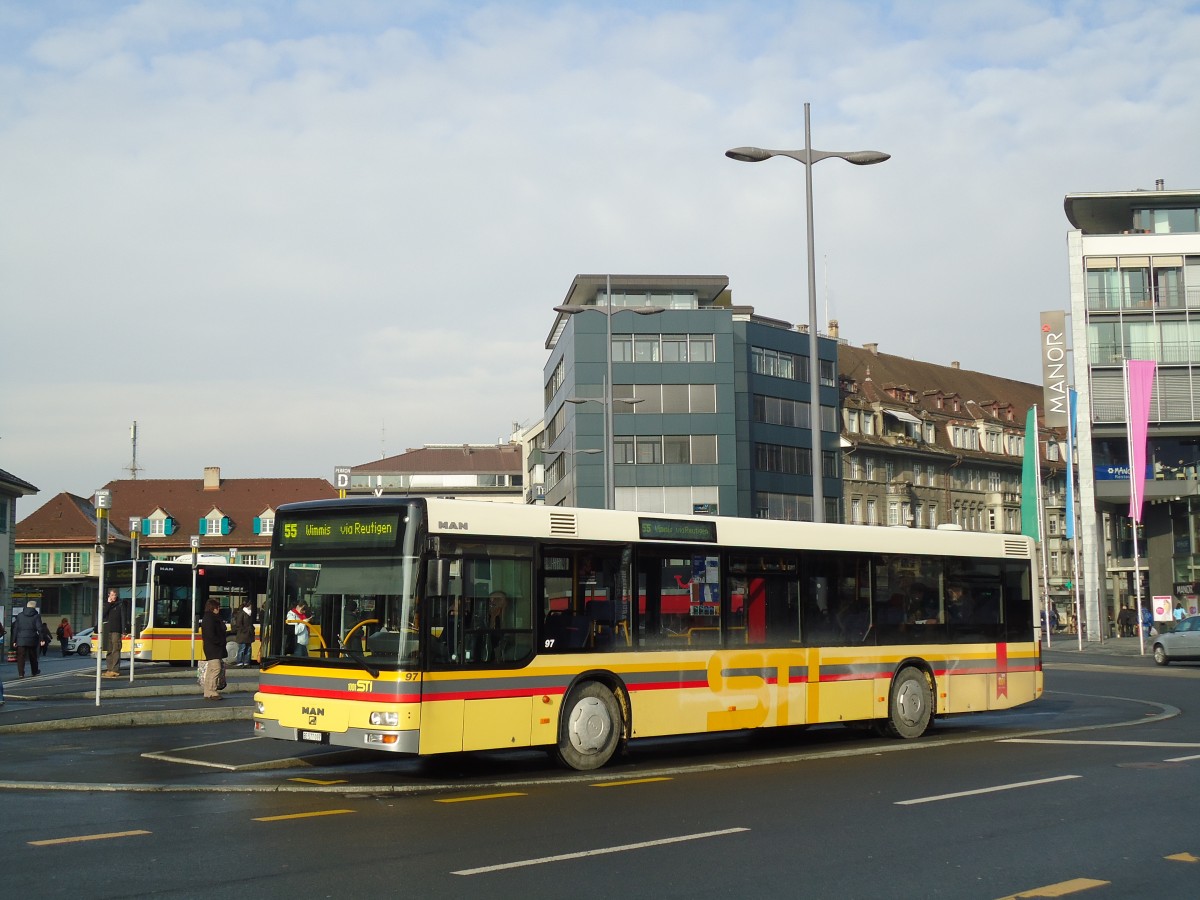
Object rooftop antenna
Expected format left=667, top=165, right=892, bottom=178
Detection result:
left=127, top=420, right=144, bottom=479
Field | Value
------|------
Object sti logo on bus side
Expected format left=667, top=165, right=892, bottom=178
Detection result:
left=438, top=521, right=469, bottom=531
left=348, top=681, right=373, bottom=693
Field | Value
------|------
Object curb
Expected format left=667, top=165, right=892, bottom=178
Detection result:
left=0, top=705, right=251, bottom=734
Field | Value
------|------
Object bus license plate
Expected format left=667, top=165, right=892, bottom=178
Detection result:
left=300, top=730, right=327, bottom=743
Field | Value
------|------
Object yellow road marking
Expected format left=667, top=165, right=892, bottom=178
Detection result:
left=253, top=809, right=354, bottom=822
left=997, top=877, right=1110, bottom=898
left=288, top=778, right=347, bottom=785
left=591, top=777, right=672, bottom=788
left=30, top=830, right=151, bottom=847
left=1165, top=852, right=1200, bottom=863
left=435, top=792, right=525, bottom=804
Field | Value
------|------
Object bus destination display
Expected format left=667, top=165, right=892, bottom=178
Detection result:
left=279, top=513, right=402, bottom=550
left=638, top=517, right=718, bottom=543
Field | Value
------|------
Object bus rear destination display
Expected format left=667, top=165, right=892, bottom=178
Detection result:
left=279, top=513, right=402, bottom=550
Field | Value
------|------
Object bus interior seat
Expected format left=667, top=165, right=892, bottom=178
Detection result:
left=544, top=611, right=590, bottom=650
left=586, top=599, right=616, bottom=649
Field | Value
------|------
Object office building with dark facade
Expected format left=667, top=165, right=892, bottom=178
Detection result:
left=543, top=275, right=840, bottom=520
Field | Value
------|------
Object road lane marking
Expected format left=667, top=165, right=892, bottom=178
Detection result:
left=1165, top=852, right=1200, bottom=863
left=253, top=809, right=354, bottom=822
left=896, top=775, right=1081, bottom=805
left=289, top=778, right=348, bottom=785
left=453, top=827, right=750, bottom=875
left=591, top=777, right=672, bottom=788
left=29, top=830, right=151, bottom=846
left=1003, top=739, right=1200, bottom=748
left=1164, top=753, right=1200, bottom=762
left=435, top=792, right=525, bottom=803
left=996, top=877, right=1109, bottom=898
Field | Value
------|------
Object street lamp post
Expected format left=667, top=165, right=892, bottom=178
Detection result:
left=555, top=277, right=662, bottom=510
left=566, top=384, right=643, bottom=507
left=727, top=102, right=889, bottom=523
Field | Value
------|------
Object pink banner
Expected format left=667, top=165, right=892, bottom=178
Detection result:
left=1127, top=360, right=1157, bottom=523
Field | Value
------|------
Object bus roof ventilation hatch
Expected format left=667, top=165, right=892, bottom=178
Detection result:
left=549, top=513, right=577, bottom=536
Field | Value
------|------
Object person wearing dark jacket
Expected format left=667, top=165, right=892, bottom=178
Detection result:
left=101, top=589, right=125, bottom=678
left=200, top=599, right=228, bottom=700
left=12, top=600, right=44, bottom=677
left=231, top=600, right=255, bottom=668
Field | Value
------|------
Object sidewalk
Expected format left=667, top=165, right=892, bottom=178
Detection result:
left=1041, top=633, right=1157, bottom=657
left=0, top=658, right=255, bottom=734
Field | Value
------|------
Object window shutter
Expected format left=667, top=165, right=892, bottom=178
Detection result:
left=253, top=517, right=261, bottom=535
left=142, top=518, right=151, bottom=533
left=165, top=517, right=176, bottom=536
left=81, top=551, right=90, bottom=574
left=40, top=552, right=50, bottom=573
left=54, top=552, right=64, bottom=575
left=221, top=517, right=231, bottom=535
left=199, top=517, right=207, bottom=535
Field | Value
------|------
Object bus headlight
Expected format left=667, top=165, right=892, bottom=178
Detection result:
left=254, top=699, right=265, bottom=714
left=369, top=711, right=399, bottom=727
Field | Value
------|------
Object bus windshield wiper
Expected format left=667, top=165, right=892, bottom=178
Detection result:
left=340, top=645, right=380, bottom=679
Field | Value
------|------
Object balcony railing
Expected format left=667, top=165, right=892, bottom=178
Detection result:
left=1087, top=287, right=1200, bottom=312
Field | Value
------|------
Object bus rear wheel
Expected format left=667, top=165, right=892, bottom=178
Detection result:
left=881, top=667, right=932, bottom=739
left=556, top=682, right=622, bottom=771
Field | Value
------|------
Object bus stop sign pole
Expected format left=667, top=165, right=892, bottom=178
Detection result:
left=93, top=490, right=111, bottom=707
left=129, top=518, right=140, bottom=683
left=190, top=536, right=199, bottom=667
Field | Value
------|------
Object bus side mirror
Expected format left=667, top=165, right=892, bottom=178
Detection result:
left=427, top=560, right=451, bottom=597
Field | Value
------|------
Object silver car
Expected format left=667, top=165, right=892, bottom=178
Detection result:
left=1152, top=616, right=1200, bottom=665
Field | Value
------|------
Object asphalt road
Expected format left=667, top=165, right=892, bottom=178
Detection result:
left=3, top=652, right=1200, bottom=898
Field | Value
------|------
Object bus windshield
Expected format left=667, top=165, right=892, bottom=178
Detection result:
left=265, top=557, right=420, bottom=667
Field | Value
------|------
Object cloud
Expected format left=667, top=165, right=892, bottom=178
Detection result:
left=5, top=0, right=1200, bottom=514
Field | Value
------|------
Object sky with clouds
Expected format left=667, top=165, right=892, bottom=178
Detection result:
left=4, top=0, right=1199, bottom=516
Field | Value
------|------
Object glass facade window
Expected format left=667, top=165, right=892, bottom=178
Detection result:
left=663, top=435, right=689, bottom=464
left=754, top=491, right=813, bottom=522
left=689, top=335, right=715, bottom=361
left=634, top=335, right=660, bottom=362
left=751, top=346, right=798, bottom=380
left=635, top=436, right=663, bottom=464
left=753, top=394, right=810, bottom=428
left=662, top=334, right=688, bottom=362
left=691, top=435, right=718, bottom=464
left=611, top=336, right=632, bottom=362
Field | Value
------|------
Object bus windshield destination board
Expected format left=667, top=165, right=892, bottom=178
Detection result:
left=638, top=517, right=718, bottom=543
left=278, top=513, right=402, bottom=551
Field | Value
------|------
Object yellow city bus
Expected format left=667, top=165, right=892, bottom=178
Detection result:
left=253, top=497, right=1042, bottom=770
left=100, top=558, right=266, bottom=665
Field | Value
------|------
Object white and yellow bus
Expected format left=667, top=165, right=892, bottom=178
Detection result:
left=253, top=497, right=1042, bottom=770
left=100, top=558, right=266, bottom=665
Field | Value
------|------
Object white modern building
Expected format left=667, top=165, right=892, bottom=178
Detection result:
left=1067, top=183, right=1200, bottom=641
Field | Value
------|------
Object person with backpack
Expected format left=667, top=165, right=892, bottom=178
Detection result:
left=56, top=618, right=74, bottom=657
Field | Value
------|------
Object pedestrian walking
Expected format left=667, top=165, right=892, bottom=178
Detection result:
left=1140, top=604, right=1153, bottom=638
left=12, top=600, right=44, bottom=677
left=39, top=621, right=52, bottom=656
left=0, top=617, right=7, bottom=705
left=200, top=599, right=227, bottom=700
left=102, top=588, right=125, bottom=678
left=231, top=599, right=255, bottom=667
left=56, top=618, right=74, bottom=656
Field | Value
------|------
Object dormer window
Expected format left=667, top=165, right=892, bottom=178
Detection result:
left=142, top=509, right=177, bottom=537
left=254, top=509, right=276, bottom=535
left=200, top=510, right=232, bottom=536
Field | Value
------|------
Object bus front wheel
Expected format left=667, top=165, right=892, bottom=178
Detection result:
left=556, top=682, right=622, bottom=771
left=881, top=667, right=932, bottom=739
